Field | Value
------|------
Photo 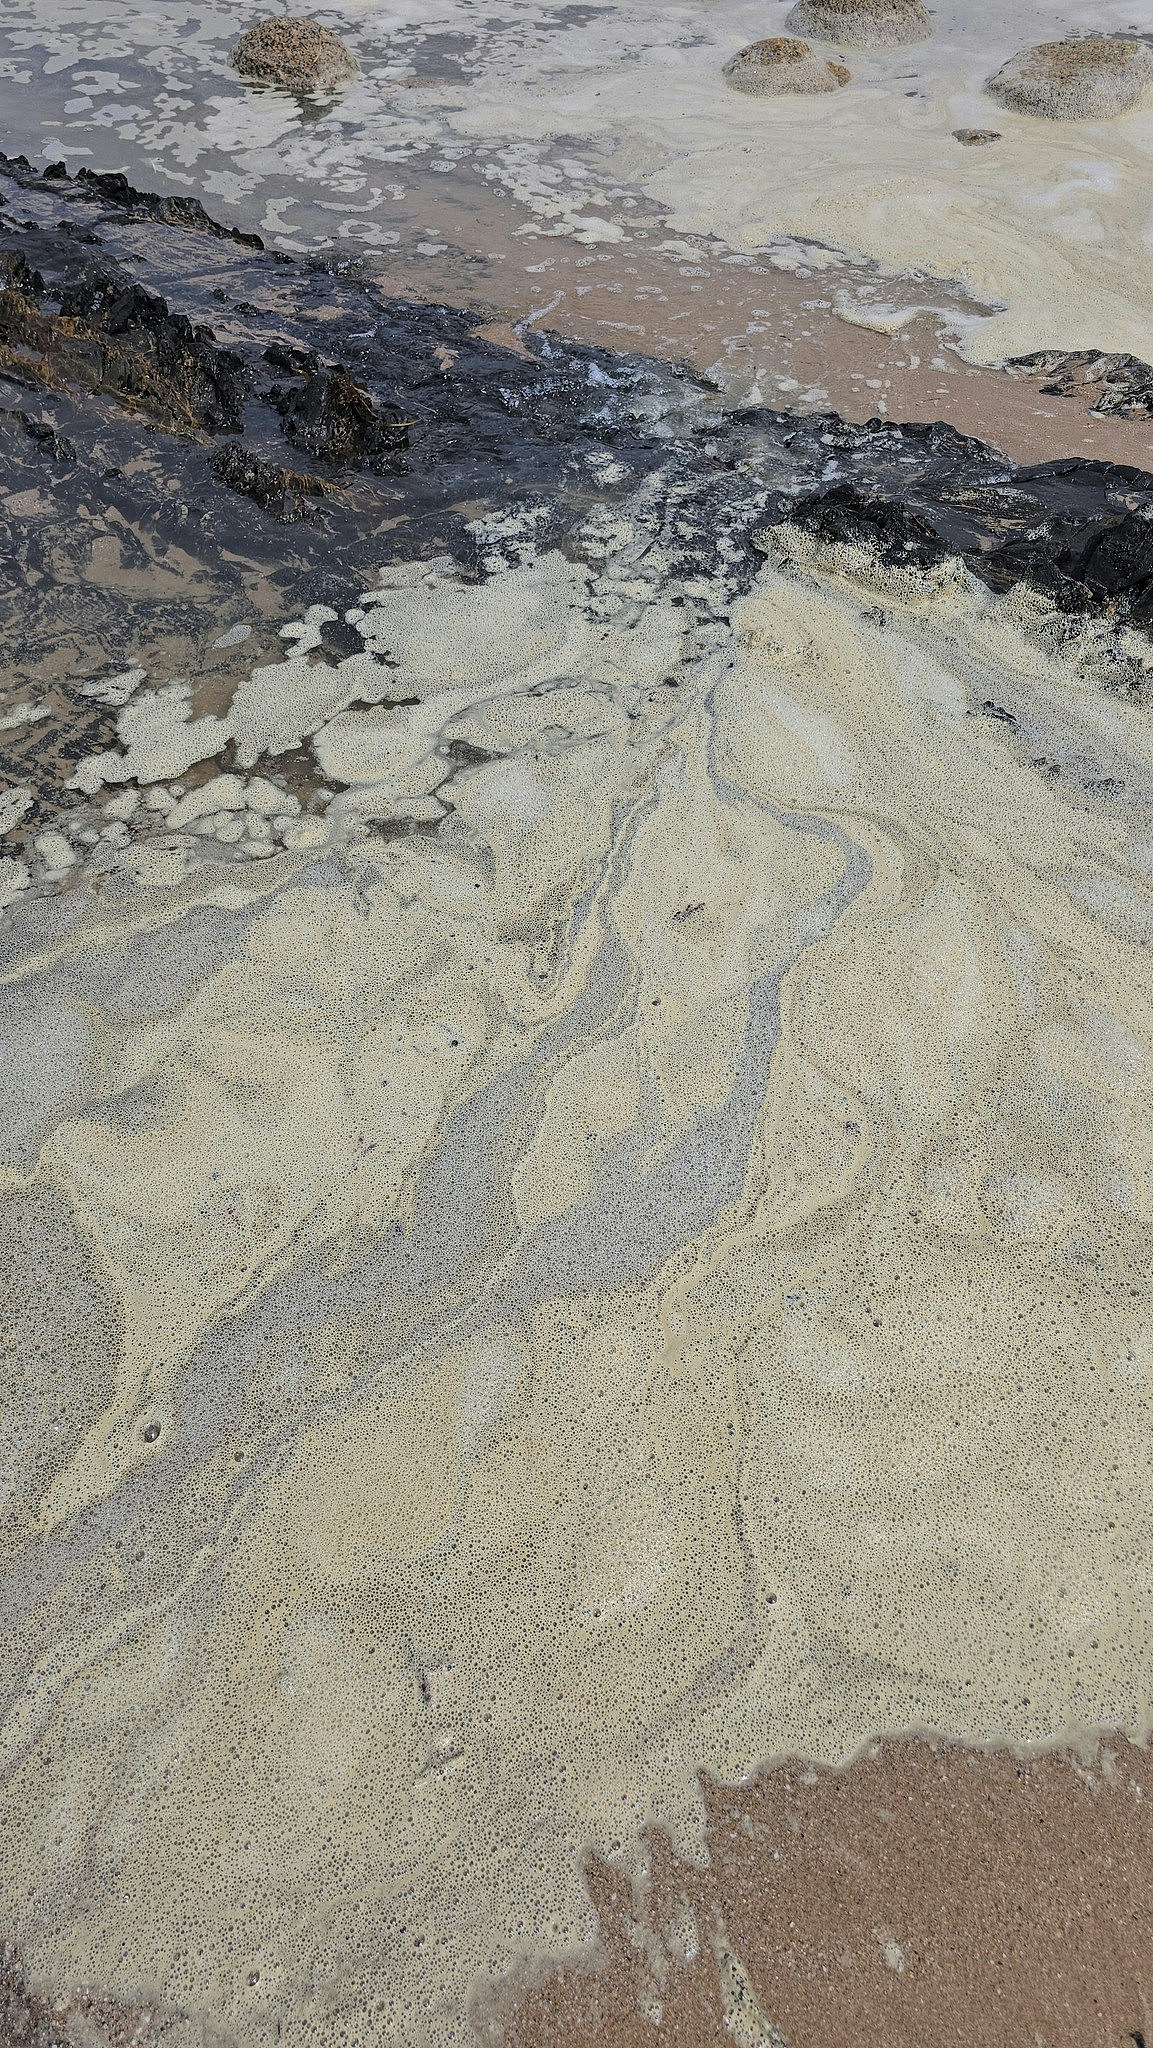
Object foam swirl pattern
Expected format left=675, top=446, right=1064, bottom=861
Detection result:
left=2, top=511, right=1153, bottom=2042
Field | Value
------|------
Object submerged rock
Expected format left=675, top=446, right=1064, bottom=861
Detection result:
left=210, top=440, right=324, bottom=520
left=784, top=0, right=930, bottom=48
left=986, top=37, right=1153, bottom=120
left=724, top=36, right=850, bottom=96
left=230, top=16, right=357, bottom=94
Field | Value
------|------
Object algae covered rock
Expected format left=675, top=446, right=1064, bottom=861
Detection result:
left=724, top=36, right=850, bottom=96
left=986, top=36, right=1153, bottom=120
left=784, top=0, right=930, bottom=49
left=231, top=16, right=357, bottom=93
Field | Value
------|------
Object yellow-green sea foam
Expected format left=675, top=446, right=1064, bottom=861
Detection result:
left=3, top=518, right=1153, bottom=2044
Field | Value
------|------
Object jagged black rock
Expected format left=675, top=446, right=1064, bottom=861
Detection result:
left=3, top=150, right=1153, bottom=850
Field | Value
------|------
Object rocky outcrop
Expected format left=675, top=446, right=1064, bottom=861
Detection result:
left=265, top=350, right=409, bottom=469
left=1010, top=349, right=1153, bottom=418
left=0, top=251, right=248, bottom=430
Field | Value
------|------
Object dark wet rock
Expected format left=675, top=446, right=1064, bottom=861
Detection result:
left=784, top=483, right=950, bottom=568
left=0, top=251, right=248, bottom=430
left=266, top=355, right=409, bottom=468
left=60, top=275, right=249, bottom=430
left=987, top=37, right=1153, bottom=120
left=3, top=409, right=76, bottom=459
left=231, top=15, right=357, bottom=93
left=724, top=36, right=850, bottom=95
left=953, top=127, right=1001, bottom=145
left=78, top=169, right=265, bottom=248
left=0, top=155, right=708, bottom=840
left=785, top=0, right=929, bottom=48
left=4, top=154, right=1153, bottom=847
left=1, top=152, right=264, bottom=248
left=1009, top=350, right=1153, bottom=420
left=767, top=422, right=1153, bottom=631
left=1050, top=497, right=1153, bottom=617
left=210, top=440, right=324, bottom=520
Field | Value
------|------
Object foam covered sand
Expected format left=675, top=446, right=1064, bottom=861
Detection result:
left=4, top=495, right=1153, bottom=2040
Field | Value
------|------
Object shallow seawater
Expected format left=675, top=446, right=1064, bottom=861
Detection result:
left=2, top=4, right=1153, bottom=2044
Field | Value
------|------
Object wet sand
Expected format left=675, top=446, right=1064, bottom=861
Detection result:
left=483, top=1736, right=1153, bottom=2047
left=382, top=219, right=1153, bottom=471
left=8, top=1737, right=1153, bottom=2046
left=3, top=0, right=1153, bottom=372
left=3, top=0, right=1153, bottom=485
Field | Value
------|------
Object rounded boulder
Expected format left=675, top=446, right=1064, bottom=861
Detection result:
left=231, top=16, right=357, bottom=93
left=784, top=0, right=930, bottom=49
left=986, top=37, right=1153, bottom=120
left=724, top=36, right=850, bottom=95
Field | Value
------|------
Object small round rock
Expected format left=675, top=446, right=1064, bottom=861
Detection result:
left=231, top=16, right=357, bottom=93
left=986, top=37, right=1153, bottom=120
left=784, top=0, right=929, bottom=48
left=725, top=36, right=850, bottom=96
